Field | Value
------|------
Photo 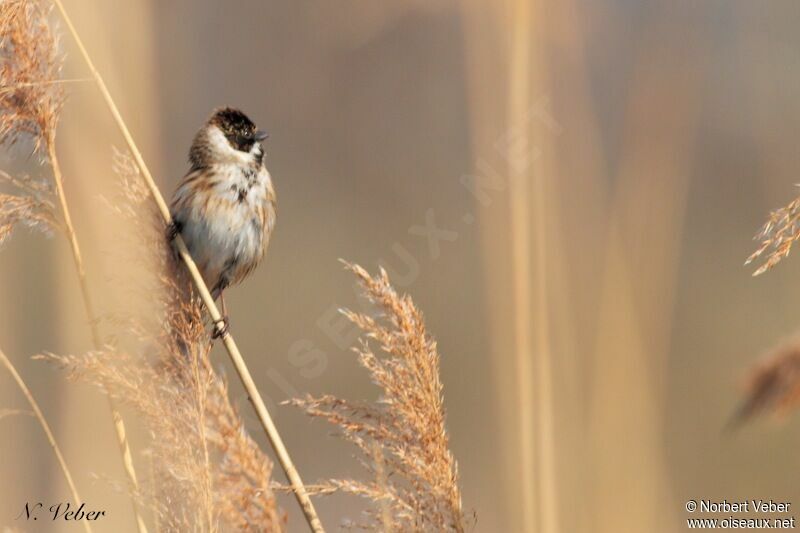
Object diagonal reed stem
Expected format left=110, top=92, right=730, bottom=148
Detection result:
left=50, top=1, right=325, bottom=530
left=46, top=132, right=149, bottom=533
left=0, top=347, right=92, bottom=533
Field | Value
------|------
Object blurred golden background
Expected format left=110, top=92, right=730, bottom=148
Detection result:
left=3, top=0, right=800, bottom=531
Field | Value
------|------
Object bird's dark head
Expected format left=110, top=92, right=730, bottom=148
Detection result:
left=190, top=107, right=268, bottom=169
left=210, top=107, right=268, bottom=152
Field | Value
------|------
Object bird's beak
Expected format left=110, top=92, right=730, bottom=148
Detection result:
left=255, top=130, right=269, bottom=141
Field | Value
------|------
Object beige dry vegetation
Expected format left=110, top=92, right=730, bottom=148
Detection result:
left=0, top=1, right=467, bottom=531
left=0, top=0, right=61, bottom=244
left=0, top=0, right=63, bottom=151
left=0, top=170, right=58, bottom=246
left=289, top=264, right=465, bottom=532
left=0, top=1, right=147, bottom=529
left=43, top=154, right=284, bottom=531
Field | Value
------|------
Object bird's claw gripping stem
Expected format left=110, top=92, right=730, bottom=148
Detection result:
left=211, top=316, right=230, bottom=339
left=166, top=219, right=182, bottom=242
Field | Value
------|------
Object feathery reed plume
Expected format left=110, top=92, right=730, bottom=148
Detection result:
left=0, top=0, right=63, bottom=151
left=0, top=2, right=146, bottom=529
left=0, top=347, right=92, bottom=533
left=42, top=153, right=284, bottom=531
left=0, top=169, right=59, bottom=245
left=50, top=2, right=323, bottom=528
left=746, top=189, right=800, bottom=276
left=289, top=263, right=465, bottom=532
left=729, top=338, right=800, bottom=428
left=0, top=0, right=61, bottom=244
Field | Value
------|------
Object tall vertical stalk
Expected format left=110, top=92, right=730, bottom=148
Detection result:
left=459, top=2, right=521, bottom=529
left=508, top=0, right=536, bottom=530
left=526, top=3, right=560, bottom=532
left=50, top=1, right=324, bottom=530
left=588, top=26, right=698, bottom=532
left=509, top=0, right=560, bottom=530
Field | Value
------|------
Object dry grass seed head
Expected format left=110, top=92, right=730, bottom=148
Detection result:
left=746, top=191, right=800, bottom=276
left=0, top=0, right=65, bottom=151
left=0, top=191, right=51, bottom=243
left=0, top=170, right=59, bottom=247
left=290, top=263, right=465, bottom=532
left=0, top=0, right=63, bottom=247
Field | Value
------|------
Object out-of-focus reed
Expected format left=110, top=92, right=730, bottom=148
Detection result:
left=460, top=1, right=558, bottom=530
left=731, top=338, right=800, bottom=427
left=588, top=20, right=700, bottom=533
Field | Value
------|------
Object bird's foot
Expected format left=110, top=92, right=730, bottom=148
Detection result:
left=211, top=316, right=230, bottom=339
left=166, top=219, right=182, bottom=242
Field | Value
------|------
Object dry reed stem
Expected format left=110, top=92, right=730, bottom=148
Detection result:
left=524, top=1, right=607, bottom=530
left=49, top=2, right=323, bottom=530
left=508, top=0, right=539, bottom=530
left=517, top=0, right=561, bottom=531
left=373, top=442, right=394, bottom=533
left=0, top=347, right=92, bottom=533
left=0, top=2, right=146, bottom=529
left=290, top=263, right=465, bottom=532
left=588, top=26, right=699, bottom=533
left=457, top=4, right=521, bottom=529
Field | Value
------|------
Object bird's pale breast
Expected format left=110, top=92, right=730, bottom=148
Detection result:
left=171, top=163, right=275, bottom=291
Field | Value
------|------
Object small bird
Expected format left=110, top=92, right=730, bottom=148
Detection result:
left=169, top=107, right=275, bottom=337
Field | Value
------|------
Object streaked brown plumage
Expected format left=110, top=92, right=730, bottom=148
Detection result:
left=169, top=108, right=275, bottom=335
